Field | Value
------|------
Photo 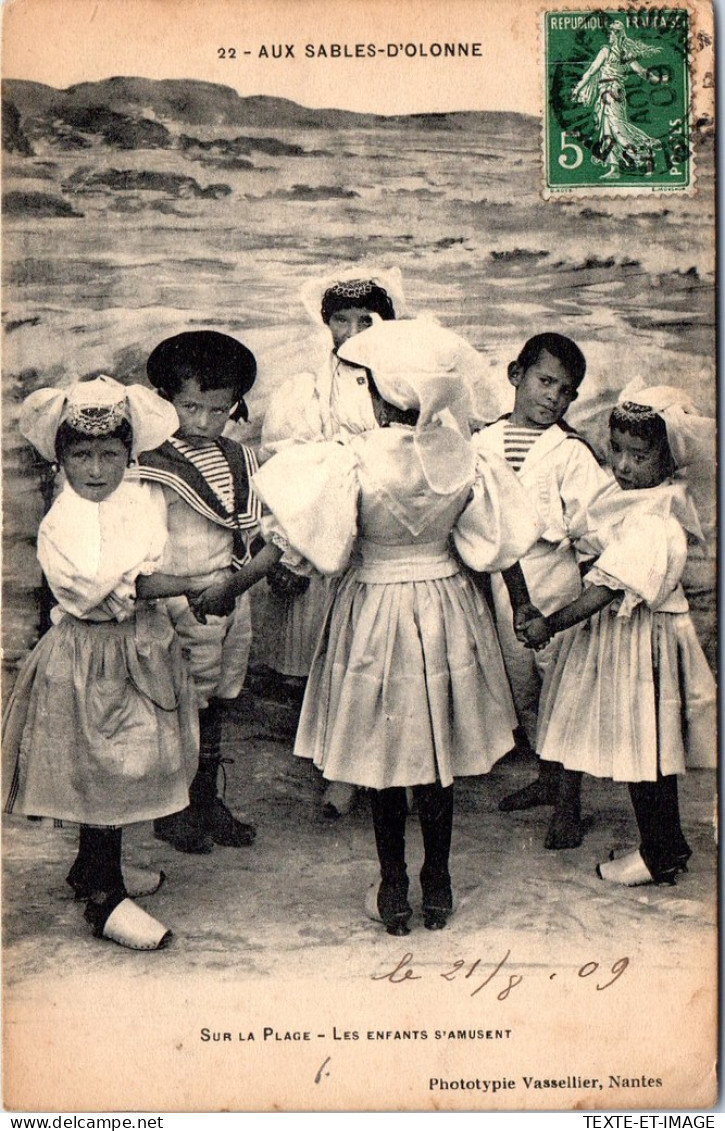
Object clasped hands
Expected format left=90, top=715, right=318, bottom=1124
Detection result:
left=267, top=562, right=311, bottom=598
left=187, top=576, right=236, bottom=623
left=513, top=602, right=551, bottom=651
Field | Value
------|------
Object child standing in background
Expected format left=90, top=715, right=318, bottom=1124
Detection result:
left=4, top=378, right=198, bottom=950
left=521, top=387, right=716, bottom=884
left=475, top=333, right=610, bottom=848
left=138, top=330, right=272, bottom=855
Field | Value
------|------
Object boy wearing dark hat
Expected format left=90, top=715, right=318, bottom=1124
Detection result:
left=138, top=330, right=279, bottom=854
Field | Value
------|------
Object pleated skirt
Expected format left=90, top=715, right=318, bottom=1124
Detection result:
left=4, top=604, right=199, bottom=825
left=294, top=553, right=518, bottom=789
left=537, top=606, right=716, bottom=781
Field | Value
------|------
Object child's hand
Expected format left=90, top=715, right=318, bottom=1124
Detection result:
left=521, top=616, right=551, bottom=651
left=189, top=581, right=236, bottom=622
left=268, top=562, right=311, bottom=598
left=184, top=578, right=211, bottom=599
left=513, top=602, right=544, bottom=643
left=184, top=570, right=232, bottom=599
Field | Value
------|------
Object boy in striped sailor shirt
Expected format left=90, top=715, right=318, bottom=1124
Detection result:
left=474, top=333, right=609, bottom=848
left=139, top=331, right=281, bottom=854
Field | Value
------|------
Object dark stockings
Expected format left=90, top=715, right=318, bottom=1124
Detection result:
left=154, top=699, right=255, bottom=852
left=198, top=700, right=256, bottom=846
left=190, top=705, right=224, bottom=815
left=370, top=782, right=454, bottom=933
left=67, top=825, right=126, bottom=935
left=499, top=757, right=561, bottom=812
left=370, top=787, right=411, bottom=934
left=416, top=783, right=454, bottom=922
left=199, top=701, right=223, bottom=759
left=628, top=774, right=691, bottom=881
left=545, top=767, right=583, bottom=849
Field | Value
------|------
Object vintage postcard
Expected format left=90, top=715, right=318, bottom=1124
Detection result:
left=1, top=0, right=717, bottom=1114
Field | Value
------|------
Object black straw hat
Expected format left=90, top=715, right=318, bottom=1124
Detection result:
left=146, top=330, right=257, bottom=422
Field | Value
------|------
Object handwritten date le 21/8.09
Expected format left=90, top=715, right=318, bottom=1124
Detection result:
left=372, top=950, right=629, bottom=1000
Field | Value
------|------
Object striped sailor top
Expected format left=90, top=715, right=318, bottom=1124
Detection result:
left=170, top=437, right=235, bottom=515
left=502, top=423, right=546, bottom=473
left=137, top=436, right=261, bottom=575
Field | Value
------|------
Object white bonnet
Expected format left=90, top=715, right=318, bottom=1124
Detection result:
left=301, top=265, right=408, bottom=324
left=616, top=381, right=714, bottom=472
left=338, top=317, right=480, bottom=495
left=338, top=316, right=478, bottom=429
left=19, top=376, right=178, bottom=462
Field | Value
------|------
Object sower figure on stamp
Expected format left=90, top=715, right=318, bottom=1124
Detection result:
left=572, top=20, right=666, bottom=179
left=138, top=331, right=279, bottom=854
left=474, top=334, right=610, bottom=848
left=253, top=318, right=541, bottom=935
left=258, top=266, right=405, bottom=819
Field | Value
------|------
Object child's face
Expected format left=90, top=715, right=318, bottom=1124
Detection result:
left=609, top=427, right=666, bottom=490
left=172, top=378, right=235, bottom=443
left=62, top=436, right=128, bottom=502
left=328, top=307, right=376, bottom=353
left=509, top=349, right=579, bottom=429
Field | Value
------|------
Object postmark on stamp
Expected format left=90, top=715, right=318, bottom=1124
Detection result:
left=543, top=7, right=691, bottom=193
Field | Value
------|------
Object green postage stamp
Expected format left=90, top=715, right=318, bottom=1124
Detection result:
left=544, top=7, right=691, bottom=192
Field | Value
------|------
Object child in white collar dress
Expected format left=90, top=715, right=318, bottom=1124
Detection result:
left=253, top=318, right=542, bottom=934
left=4, top=377, right=201, bottom=950
left=521, top=386, right=716, bottom=886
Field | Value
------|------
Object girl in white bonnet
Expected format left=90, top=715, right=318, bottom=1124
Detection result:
left=253, top=318, right=541, bottom=934
left=521, top=384, right=716, bottom=886
left=4, top=377, right=200, bottom=950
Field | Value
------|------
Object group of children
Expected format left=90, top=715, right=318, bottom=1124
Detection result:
left=3, top=268, right=716, bottom=948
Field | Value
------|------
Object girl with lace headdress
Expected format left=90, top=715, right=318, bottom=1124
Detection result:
left=572, top=21, right=666, bottom=178
left=4, top=378, right=199, bottom=951
left=253, top=318, right=542, bottom=934
left=257, top=267, right=406, bottom=817
left=520, top=386, right=716, bottom=887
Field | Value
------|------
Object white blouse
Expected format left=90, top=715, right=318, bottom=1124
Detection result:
left=38, top=478, right=167, bottom=622
left=259, top=352, right=377, bottom=460
left=254, top=428, right=542, bottom=577
left=579, top=479, right=701, bottom=617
